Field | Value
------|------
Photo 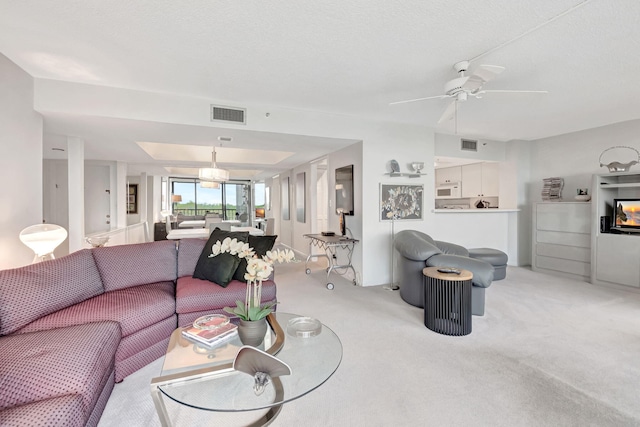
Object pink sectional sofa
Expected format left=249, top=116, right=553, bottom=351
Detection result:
left=0, top=238, right=276, bottom=427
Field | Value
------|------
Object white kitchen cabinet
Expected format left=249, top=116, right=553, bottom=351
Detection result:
left=461, top=162, right=499, bottom=198
left=435, top=166, right=461, bottom=185
left=461, top=163, right=482, bottom=197
left=481, top=162, right=499, bottom=197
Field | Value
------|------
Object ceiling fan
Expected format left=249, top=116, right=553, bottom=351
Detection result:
left=390, top=60, right=547, bottom=124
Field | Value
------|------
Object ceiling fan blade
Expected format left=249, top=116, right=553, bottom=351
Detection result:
left=389, top=94, right=449, bottom=105
left=476, top=89, right=548, bottom=95
left=472, top=65, right=505, bottom=83
left=437, top=100, right=457, bottom=124
left=462, top=64, right=506, bottom=91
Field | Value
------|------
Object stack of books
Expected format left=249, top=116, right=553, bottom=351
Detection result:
left=181, top=323, right=238, bottom=347
left=542, top=177, right=564, bottom=201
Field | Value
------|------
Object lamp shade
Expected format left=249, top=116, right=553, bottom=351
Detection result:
left=171, top=195, right=182, bottom=203
left=199, top=167, right=229, bottom=182
left=200, top=180, right=220, bottom=189
left=19, top=224, right=67, bottom=263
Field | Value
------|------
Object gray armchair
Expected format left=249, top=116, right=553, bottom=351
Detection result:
left=394, top=230, right=494, bottom=316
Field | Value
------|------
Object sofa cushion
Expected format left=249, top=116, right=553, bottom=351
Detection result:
left=17, top=282, right=175, bottom=338
left=0, top=322, right=120, bottom=419
left=0, top=394, right=86, bottom=427
left=114, top=316, right=176, bottom=382
left=177, top=238, right=207, bottom=278
left=468, top=248, right=508, bottom=265
left=0, top=249, right=104, bottom=336
left=232, top=235, right=278, bottom=281
left=176, top=276, right=276, bottom=314
left=394, top=230, right=442, bottom=261
left=192, top=228, right=250, bottom=287
left=194, top=252, right=240, bottom=288
left=435, top=240, right=469, bottom=256
left=92, top=241, right=177, bottom=292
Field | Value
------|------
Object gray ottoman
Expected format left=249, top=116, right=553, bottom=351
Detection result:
left=468, top=248, right=508, bottom=280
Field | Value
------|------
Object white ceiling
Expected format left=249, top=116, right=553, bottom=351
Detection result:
left=1, top=0, right=639, bottom=178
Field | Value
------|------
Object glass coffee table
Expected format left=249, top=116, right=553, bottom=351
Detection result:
left=150, top=312, right=342, bottom=426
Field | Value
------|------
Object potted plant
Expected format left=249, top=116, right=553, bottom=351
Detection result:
left=207, top=238, right=295, bottom=345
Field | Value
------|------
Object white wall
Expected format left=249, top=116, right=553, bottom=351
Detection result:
left=505, top=140, right=532, bottom=266
left=43, top=159, right=70, bottom=257
left=432, top=132, right=529, bottom=265
left=290, top=164, right=313, bottom=253
left=148, top=175, right=162, bottom=228
left=0, top=54, right=44, bottom=268
left=435, top=132, right=507, bottom=161
left=269, top=176, right=281, bottom=238
left=529, top=120, right=640, bottom=199
left=525, top=119, right=640, bottom=266
left=85, top=163, right=111, bottom=235
left=32, top=79, right=439, bottom=286
left=277, top=173, right=293, bottom=247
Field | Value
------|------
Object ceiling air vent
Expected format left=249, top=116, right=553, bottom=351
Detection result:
left=460, top=138, right=478, bottom=152
left=211, top=105, right=246, bottom=124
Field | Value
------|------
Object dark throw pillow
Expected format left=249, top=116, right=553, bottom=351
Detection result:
left=232, top=234, right=278, bottom=282
left=192, top=228, right=250, bottom=287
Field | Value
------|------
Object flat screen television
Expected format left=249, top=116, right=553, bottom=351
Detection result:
left=335, top=165, right=354, bottom=216
left=613, top=198, right=640, bottom=230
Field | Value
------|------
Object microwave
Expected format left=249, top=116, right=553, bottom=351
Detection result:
left=436, top=183, right=461, bottom=199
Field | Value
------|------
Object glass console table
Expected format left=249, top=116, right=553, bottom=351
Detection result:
left=150, top=313, right=342, bottom=426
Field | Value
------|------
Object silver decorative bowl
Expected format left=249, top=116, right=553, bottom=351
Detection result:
left=85, top=236, right=109, bottom=247
left=193, top=314, right=230, bottom=330
left=286, top=316, right=322, bottom=338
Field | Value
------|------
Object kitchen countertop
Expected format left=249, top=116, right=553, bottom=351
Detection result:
left=433, top=208, right=520, bottom=213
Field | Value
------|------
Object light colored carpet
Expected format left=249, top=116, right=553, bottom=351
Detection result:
left=99, top=261, right=640, bottom=427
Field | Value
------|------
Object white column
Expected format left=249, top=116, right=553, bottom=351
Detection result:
left=149, top=175, right=162, bottom=229
left=116, top=162, right=127, bottom=229
left=139, top=172, right=149, bottom=241
left=67, top=137, right=85, bottom=253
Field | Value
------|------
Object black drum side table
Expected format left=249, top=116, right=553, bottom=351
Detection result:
left=422, top=267, right=473, bottom=336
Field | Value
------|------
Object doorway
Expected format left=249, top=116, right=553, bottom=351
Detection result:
left=85, top=165, right=111, bottom=234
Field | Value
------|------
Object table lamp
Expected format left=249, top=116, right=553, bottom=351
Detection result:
left=19, top=224, right=68, bottom=263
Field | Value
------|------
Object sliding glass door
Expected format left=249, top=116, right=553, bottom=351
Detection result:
left=169, top=179, right=250, bottom=221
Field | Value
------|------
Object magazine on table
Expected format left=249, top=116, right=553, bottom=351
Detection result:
left=181, top=323, right=238, bottom=347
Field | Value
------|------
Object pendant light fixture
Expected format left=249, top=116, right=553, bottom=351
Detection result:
left=199, top=142, right=229, bottom=182
left=200, top=180, right=220, bottom=189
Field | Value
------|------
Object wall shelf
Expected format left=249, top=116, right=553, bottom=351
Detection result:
left=599, top=182, right=639, bottom=189
left=383, top=172, right=424, bottom=178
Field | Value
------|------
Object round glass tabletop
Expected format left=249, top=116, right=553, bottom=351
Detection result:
left=157, top=312, right=342, bottom=412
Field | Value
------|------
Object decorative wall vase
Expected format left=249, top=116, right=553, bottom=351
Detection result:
left=238, top=318, right=267, bottom=346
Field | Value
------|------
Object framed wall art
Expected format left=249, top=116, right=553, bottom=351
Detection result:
left=127, top=184, right=138, bottom=214
left=380, top=183, right=423, bottom=221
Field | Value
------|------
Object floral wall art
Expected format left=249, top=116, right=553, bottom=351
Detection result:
left=380, top=184, right=423, bottom=221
